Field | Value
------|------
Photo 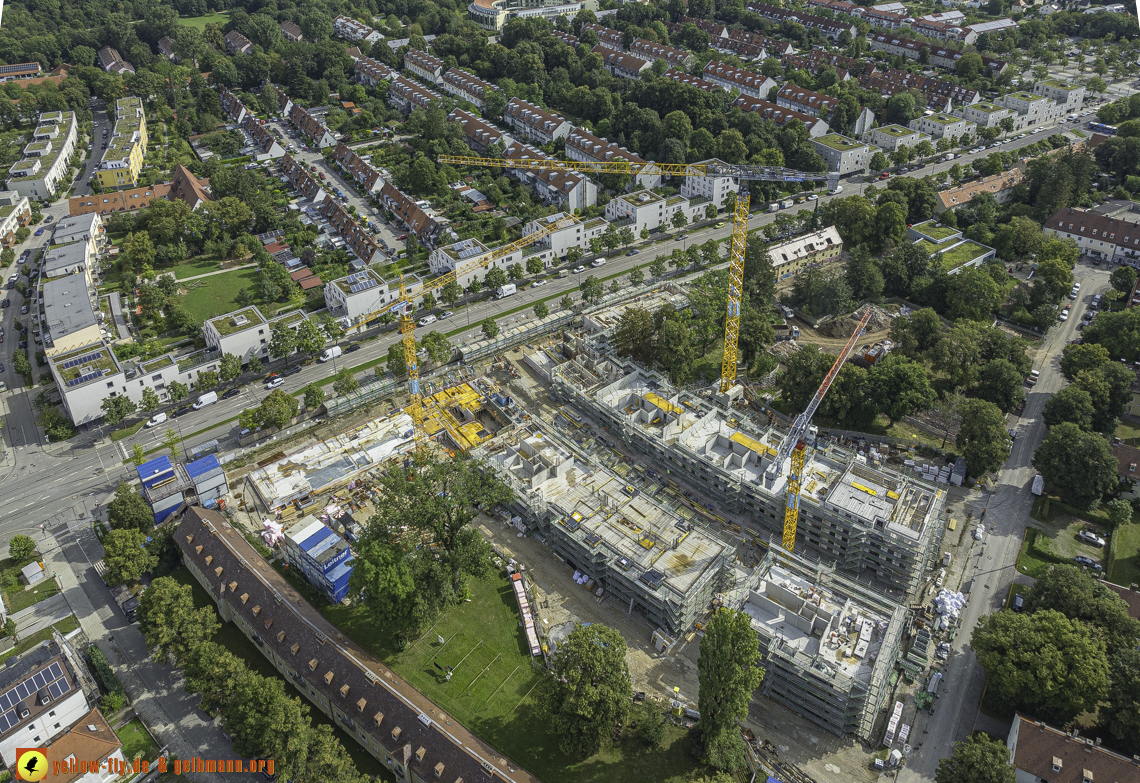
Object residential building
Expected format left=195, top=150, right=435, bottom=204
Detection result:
left=857, top=66, right=979, bottom=109
left=0, top=640, right=98, bottom=769
left=629, top=38, right=693, bottom=68
left=702, top=61, right=777, bottom=99
left=225, top=30, right=253, bottom=55
left=604, top=189, right=702, bottom=233
left=519, top=213, right=607, bottom=267
left=861, top=7, right=910, bottom=30
left=324, top=268, right=404, bottom=323
left=864, top=124, right=930, bottom=152
left=157, top=36, right=179, bottom=62
left=965, top=18, right=1017, bottom=35
left=581, top=22, right=625, bottom=48
left=1007, top=713, right=1138, bottom=783
left=935, top=168, right=1024, bottom=213
left=69, top=184, right=171, bottom=216
left=403, top=48, right=444, bottom=85
left=0, top=62, right=42, bottom=82
left=1111, top=442, right=1140, bottom=500
left=379, top=182, right=447, bottom=248
left=496, top=140, right=596, bottom=212
left=503, top=98, right=571, bottom=144
left=745, top=3, right=856, bottom=40
left=167, top=164, right=211, bottom=210
left=289, top=104, right=338, bottom=148
left=552, top=30, right=580, bottom=46
left=94, top=98, right=147, bottom=191
left=6, top=110, right=78, bottom=200
left=592, top=45, right=651, bottom=80
left=176, top=506, right=544, bottom=783
left=42, top=241, right=93, bottom=284
left=282, top=515, right=355, bottom=603
left=50, top=212, right=104, bottom=256
left=387, top=76, right=444, bottom=114
left=262, top=80, right=293, bottom=117
left=203, top=306, right=309, bottom=364
left=320, top=198, right=384, bottom=265
left=0, top=192, right=32, bottom=247
left=732, top=96, right=830, bottom=137
left=333, top=142, right=383, bottom=194
left=42, top=707, right=125, bottom=783
left=908, top=112, right=975, bottom=140
left=661, top=69, right=719, bottom=93
left=781, top=54, right=850, bottom=82
left=565, top=127, right=660, bottom=189
left=952, top=101, right=1013, bottom=129
left=776, top=84, right=835, bottom=117
left=246, top=121, right=286, bottom=160
left=768, top=226, right=843, bottom=276
left=680, top=158, right=739, bottom=209
left=218, top=86, right=247, bottom=125
left=549, top=352, right=948, bottom=598
left=1033, top=78, right=1086, bottom=112
left=995, top=90, right=1064, bottom=131
left=725, top=29, right=794, bottom=57
left=467, top=0, right=586, bottom=31
left=1043, top=206, right=1140, bottom=266
left=448, top=108, right=513, bottom=153
left=737, top=547, right=906, bottom=739
left=428, top=237, right=522, bottom=288
left=922, top=9, right=965, bottom=21
left=910, top=19, right=969, bottom=40
left=677, top=15, right=729, bottom=39
left=812, top=133, right=874, bottom=175
left=354, top=56, right=398, bottom=87
left=96, top=46, right=134, bottom=75
left=440, top=68, right=498, bottom=109
left=280, top=20, right=303, bottom=42
left=332, top=15, right=383, bottom=43
left=281, top=154, right=327, bottom=203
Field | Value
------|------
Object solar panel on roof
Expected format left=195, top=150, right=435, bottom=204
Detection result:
left=62, top=351, right=104, bottom=370
left=0, top=710, right=16, bottom=733
left=47, top=663, right=62, bottom=680
left=47, top=679, right=69, bottom=700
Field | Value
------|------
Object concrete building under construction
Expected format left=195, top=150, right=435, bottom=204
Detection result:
left=483, top=428, right=733, bottom=635
left=739, top=546, right=907, bottom=739
left=550, top=350, right=946, bottom=598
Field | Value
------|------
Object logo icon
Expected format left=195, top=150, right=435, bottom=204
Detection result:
left=15, top=748, right=48, bottom=781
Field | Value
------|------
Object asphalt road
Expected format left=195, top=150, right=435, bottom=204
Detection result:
left=897, top=259, right=1111, bottom=782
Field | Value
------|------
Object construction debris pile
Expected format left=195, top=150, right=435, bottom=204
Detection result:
left=932, top=588, right=967, bottom=619
left=816, top=305, right=896, bottom=338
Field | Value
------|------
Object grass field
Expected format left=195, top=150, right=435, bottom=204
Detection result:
left=172, top=255, right=225, bottom=280
left=168, top=570, right=389, bottom=780
left=1017, top=500, right=1110, bottom=577
left=1107, top=521, right=1140, bottom=587
left=179, top=268, right=260, bottom=322
left=178, top=12, right=229, bottom=29
left=1115, top=419, right=1140, bottom=446
left=4, top=578, right=60, bottom=614
left=117, top=718, right=160, bottom=764
left=111, top=420, right=146, bottom=442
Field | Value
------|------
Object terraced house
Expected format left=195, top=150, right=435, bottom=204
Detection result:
left=218, top=86, right=247, bottom=124
left=289, top=104, right=337, bottom=148
left=5, top=110, right=78, bottom=200
left=449, top=108, right=512, bottom=152
left=333, top=14, right=383, bottom=43
left=246, top=121, right=285, bottom=160
left=731, top=96, right=830, bottom=137
left=354, top=56, right=399, bottom=87
left=592, top=45, right=651, bottom=80
left=503, top=98, right=571, bottom=144
left=440, top=68, right=498, bottom=110
left=565, top=127, right=661, bottom=189
left=280, top=154, right=327, bottom=203
left=776, top=84, right=835, bottom=117
left=661, top=69, right=719, bottom=93
left=403, top=48, right=444, bottom=85
left=745, top=3, right=856, bottom=40
left=320, top=199, right=384, bottom=265
left=262, top=80, right=294, bottom=116
left=497, top=140, right=596, bottom=213
left=380, top=183, right=447, bottom=248
left=387, top=77, right=444, bottom=114
left=334, top=142, right=383, bottom=194
left=702, top=61, right=777, bottom=99
left=94, top=98, right=147, bottom=190
left=580, top=22, right=624, bottom=49
left=629, top=38, right=693, bottom=69
left=225, top=31, right=253, bottom=55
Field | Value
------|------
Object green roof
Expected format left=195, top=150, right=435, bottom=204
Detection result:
left=1008, top=91, right=1046, bottom=102
left=970, top=102, right=1005, bottom=113
left=53, top=344, right=118, bottom=384
left=271, top=310, right=306, bottom=328
left=7, top=112, right=75, bottom=183
left=208, top=306, right=266, bottom=336
left=1038, top=78, right=1077, bottom=90
left=923, top=113, right=962, bottom=125
left=874, top=125, right=915, bottom=138
left=936, top=240, right=992, bottom=271
left=911, top=220, right=961, bottom=242
left=140, top=355, right=175, bottom=372
left=813, top=133, right=865, bottom=151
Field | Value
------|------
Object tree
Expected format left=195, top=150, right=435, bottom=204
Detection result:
left=101, top=529, right=157, bottom=585
left=534, top=301, right=549, bottom=319
left=386, top=343, right=407, bottom=377
left=560, top=295, right=575, bottom=310
left=162, top=429, right=182, bottom=461
left=934, top=734, right=1016, bottom=783
left=101, top=395, right=136, bottom=426
left=485, top=267, right=508, bottom=290
left=619, top=226, right=636, bottom=247
left=268, top=321, right=297, bottom=367
left=293, top=319, right=325, bottom=358
left=1106, top=497, right=1134, bottom=533
left=541, top=623, right=631, bottom=758
left=1033, top=422, right=1119, bottom=509
left=845, top=246, right=884, bottom=301
left=303, top=384, right=325, bottom=410
left=123, top=231, right=156, bottom=272
left=870, top=151, right=889, bottom=172
left=481, top=318, right=499, bottom=339
left=779, top=345, right=833, bottom=412
left=868, top=354, right=934, bottom=424
left=140, top=387, right=160, bottom=412
left=332, top=367, right=359, bottom=396
left=955, top=399, right=1010, bottom=477
left=612, top=307, right=656, bottom=364
left=975, top=359, right=1024, bottom=413
left=420, top=332, right=452, bottom=364
left=440, top=280, right=463, bottom=306
left=258, top=390, right=299, bottom=429
left=889, top=307, right=942, bottom=357
left=1103, top=648, right=1140, bottom=754
left=196, top=370, right=218, bottom=391
left=1042, top=386, right=1095, bottom=431
left=580, top=275, right=604, bottom=305
left=628, top=266, right=645, bottom=287
left=247, top=357, right=263, bottom=375
left=1060, top=342, right=1109, bottom=381
left=108, top=482, right=154, bottom=531
left=131, top=443, right=146, bottom=466
left=138, top=576, right=220, bottom=663
left=168, top=380, right=189, bottom=403
left=650, top=258, right=667, bottom=278
left=698, top=608, right=764, bottom=767
left=219, top=353, right=243, bottom=383
left=1024, top=565, right=1140, bottom=653
left=671, top=210, right=687, bottom=230
left=1110, top=265, right=1137, bottom=293
left=970, top=609, right=1109, bottom=724
left=8, top=535, right=35, bottom=566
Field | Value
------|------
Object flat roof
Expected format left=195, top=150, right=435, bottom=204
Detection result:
left=813, top=133, right=866, bottom=151
left=8, top=112, right=74, bottom=182
left=873, top=124, right=916, bottom=137
left=50, top=342, right=117, bottom=386
left=208, top=306, right=266, bottom=336
left=42, top=274, right=97, bottom=339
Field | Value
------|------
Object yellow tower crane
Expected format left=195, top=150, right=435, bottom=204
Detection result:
left=375, top=215, right=579, bottom=452
left=437, top=155, right=837, bottom=394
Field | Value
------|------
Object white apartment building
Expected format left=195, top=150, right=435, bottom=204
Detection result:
left=702, top=61, right=777, bottom=99
left=864, top=124, right=930, bottom=152
left=323, top=268, right=406, bottom=324
left=995, top=90, right=1065, bottom=131
left=565, top=128, right=661, bottom=189
left=680, top=158, right=739, bottom=209
left=908, top=112, right=976, bottom=140
left=520, top=213, right=608, bottom=267
left=42, top=240, right=94, bottom=281
left=1043, top=207, right=1140, bottom=267
left=503, top=98, right=572, bottom=144
left=1032, top=79, right=1085, bottom=112
left=427, top=238, right=522, bottom=288
left=604, top=190, right=702, bottom=233
left=0, top=191, right=31, bottom=247
left=6, top=111, right=78, bottom=201
left=811, top=133, right=875, bottom=176
left=202, top=306, right=310, bottom=364
left=952, top=101, right=1013, bottom=129
left=404, top=48, right=444, bottom=85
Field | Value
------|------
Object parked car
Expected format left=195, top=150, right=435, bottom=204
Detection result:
left=1077, top=530, right=1106, bottom=547
left=172, top=406, right=192, bottom=418
left=973, top=524, right=985, bottom=541
left=34, top=228, right=44, bottom=236
left=1012, top=594, right=1024, bottom=612
left=146, top=413, right=168, bottom=428
left=282, top=365, right=303, bottom=377
left=222, top=387, right=241, bottom=400
left=345, top=343, right=362, bottom=353
left=1074, top=555, right=1102, bottom=571
left=0, top=300, right=9, bottom=308
left=266, top=377, right=285, bottom=389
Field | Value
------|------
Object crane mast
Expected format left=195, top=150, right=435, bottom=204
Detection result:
left=770, top=307, right=873, bottom=551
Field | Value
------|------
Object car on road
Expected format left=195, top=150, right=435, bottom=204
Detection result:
left=34, top=228, right=43, bottom=236
left=266, top=377, right=285, bottom=389
left=591, top=258, right=606, bottom=267
left=146, top=413, right=168, bottom=428
left=807, top=194, right=818, bottom=201
left=0, top=300, right=8, bottom=308
left=1077, top=530, right=1106, bottom=547
left=1074, top=555, right=1103, bottom=571
left=417, top=315, right=437, bottom=326
left=674, top=234, right=685, bottom=241
left=43, top=215, right=52, bottom=223
left=1059, top=311, right=1068, bottom=321
left=625, top=249, right=639, bottom=256
left=282, top=365, right=303, bottom=377
left=439, top=311, right=455, bottom=320
left=879, top=172, right=890, bottom=179
left=345, top=343, right=362, bottom=352
left=19, top=306, right=27, bottom=315
left=222, top=387, right=241, bottom=400
left=714, top=221, right=725, bottom=228
left=172, top=406, right=192, bottom=418
left=573, top=265, right=586, bottom=273
left=532, top=279, right=546, bottom=287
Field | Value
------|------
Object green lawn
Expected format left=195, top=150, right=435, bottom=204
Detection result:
left=117, top=718, right=160, bottom=765
left=111, top=420, right=146, bottom=442
left=10, top=616, right=79, bottom=658
left=168, top=571, right=388, bottom=780
left=172, top=255, right=225, bottom=280
left=178, top=11, right=229, bottom=29
left=4, top=578, right=60, bottom=614
left=1107, top=521, right=1140, bottom=588
left=1115, top=419, right=1140, bottom=446
left=179, top=268, right=260, bottom=322
left=1017, top=502, right=1109, bottom=577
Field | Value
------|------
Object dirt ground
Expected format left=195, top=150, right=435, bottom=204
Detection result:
left=795, top=324, right=893, bottom=356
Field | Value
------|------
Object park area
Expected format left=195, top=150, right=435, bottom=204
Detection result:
left=179, top=267, right=260, bottom=322
left=178, top=11, right=229, bottom=29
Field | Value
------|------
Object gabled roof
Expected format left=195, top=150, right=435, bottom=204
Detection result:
left=44, top=708, right=122, bottom=783
left=169, top=165, right=210, bottom=209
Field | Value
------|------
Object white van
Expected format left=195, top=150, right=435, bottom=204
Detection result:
left=320, top=346, right=343, bottom=362
left=192, top=391, right=218, bottom=409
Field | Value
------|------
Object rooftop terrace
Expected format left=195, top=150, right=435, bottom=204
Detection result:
left=208, top=306, right=266, bottom=336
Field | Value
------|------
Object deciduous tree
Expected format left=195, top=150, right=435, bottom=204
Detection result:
left=8, top=535, right=35, bottom=565
left=934, top=734, right=1016, bottom=783
left=698, top=608, right=764, bottom=768
left=137, top=576, right=220, bottom=663
left=101, top=395, right=136, bottom=426
left=332, top=367, right=359, bottom=396
left=1033, top=422, right=1119, bottom=509
left=268, top=321, right=297, bottom=367
left=101, top=529, right=157, bottom=585
left=956, top=399, right=1010, bottom=477
left=1024, top=565, right=1140, bottom=654
left=108, top=482, right=154, bottom=531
